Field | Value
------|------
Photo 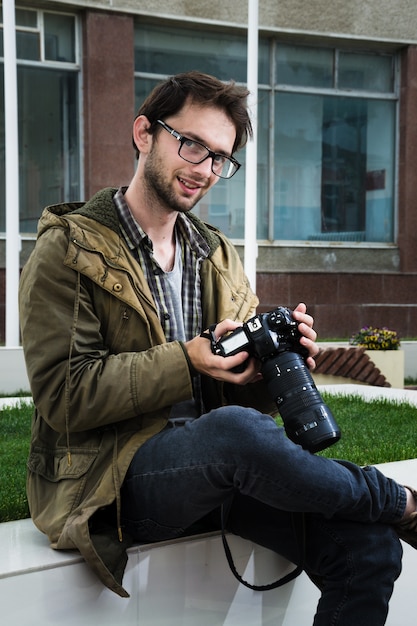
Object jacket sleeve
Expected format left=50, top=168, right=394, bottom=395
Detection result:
left=19, top=226, right=193, bottom=433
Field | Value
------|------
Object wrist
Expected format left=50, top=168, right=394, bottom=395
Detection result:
left=179, top=341, right=198, bottom=377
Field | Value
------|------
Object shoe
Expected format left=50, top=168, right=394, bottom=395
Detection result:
left=395, top=485, right=417, bottom=549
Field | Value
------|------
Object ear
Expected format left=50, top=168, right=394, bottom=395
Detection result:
left=132, top=115, right=153, bottom=155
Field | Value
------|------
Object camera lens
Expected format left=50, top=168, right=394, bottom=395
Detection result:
left=262, top=351, right=341, bottom=453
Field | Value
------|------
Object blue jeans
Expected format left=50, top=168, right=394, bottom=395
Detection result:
left=121, top=406, right=404, bottom=625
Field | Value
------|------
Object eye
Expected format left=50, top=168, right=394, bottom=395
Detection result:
left=183, top=138, right=203, bottom=154
left=213, top=154, right=227, bottom=165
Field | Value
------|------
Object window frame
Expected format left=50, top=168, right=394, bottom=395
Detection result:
left=0, top=6, right=83, bottom=237
left=261, top=40, right=400, bottom=245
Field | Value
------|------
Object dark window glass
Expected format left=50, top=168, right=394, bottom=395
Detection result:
left=0, top=66, right=80, bottom=232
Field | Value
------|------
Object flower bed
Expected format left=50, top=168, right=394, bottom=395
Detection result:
left=350, top=326, right=400, bottom=351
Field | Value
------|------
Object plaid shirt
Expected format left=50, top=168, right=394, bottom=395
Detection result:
left=113, top=187, right=210, bottom=342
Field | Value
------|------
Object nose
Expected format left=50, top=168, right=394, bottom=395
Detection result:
left=191, top=155, right=215, bottom=179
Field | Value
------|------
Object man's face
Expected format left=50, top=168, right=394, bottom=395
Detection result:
left=143, top=101, right=237, bottom=214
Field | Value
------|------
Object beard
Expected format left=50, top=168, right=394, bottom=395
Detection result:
left=143, top=144, right=206, bottom=214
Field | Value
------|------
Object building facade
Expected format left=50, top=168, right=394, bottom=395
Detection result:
left=1, top=0, right=417, bottom=342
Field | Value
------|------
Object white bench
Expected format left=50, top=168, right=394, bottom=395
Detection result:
left=1, top=459, right=416, bottom=625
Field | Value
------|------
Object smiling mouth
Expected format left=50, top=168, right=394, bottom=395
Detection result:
left=178, top=177, right=202, bottom=190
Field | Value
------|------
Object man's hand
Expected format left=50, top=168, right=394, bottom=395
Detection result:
left=184, top=319, right=261, bottom=384
left=292, top=302, right=318, bottom=370
left=185, top=303, right=317, bottom=382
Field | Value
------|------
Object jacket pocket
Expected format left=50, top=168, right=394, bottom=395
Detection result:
left=28, top=446, right=98, bottom=481
left=27, top=446, right=99, bottom=540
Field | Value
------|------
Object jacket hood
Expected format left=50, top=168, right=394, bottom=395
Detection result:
left=39, top=187, right=223, bottom=257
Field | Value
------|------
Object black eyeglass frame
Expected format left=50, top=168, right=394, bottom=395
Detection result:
left=156, top=119, right=241, bottom=179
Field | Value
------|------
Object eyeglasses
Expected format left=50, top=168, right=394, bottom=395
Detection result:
left=156, top=120, right=241, bottom=179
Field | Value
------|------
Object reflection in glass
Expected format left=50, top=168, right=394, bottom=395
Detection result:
left=274, top=93, right=395, bottom=242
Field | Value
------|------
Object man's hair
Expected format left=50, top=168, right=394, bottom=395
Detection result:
left=132, top=70, right=253, bottom=158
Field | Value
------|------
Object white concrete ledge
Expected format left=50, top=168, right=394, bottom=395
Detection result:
left=0, top=520, right=321, bottom=625
left=1, top=460, right=416, bottom=625
left=1, top=385, right=416, bottom=624
left=0, top=347, right=30, bottom=395
left=0, top=396, right=32, bottom=409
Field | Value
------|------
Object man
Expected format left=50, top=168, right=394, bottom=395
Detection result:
left=19, top=71, right=417, bottom=625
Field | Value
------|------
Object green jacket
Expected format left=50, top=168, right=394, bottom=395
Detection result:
left=19, top=187, right=273, bottom=597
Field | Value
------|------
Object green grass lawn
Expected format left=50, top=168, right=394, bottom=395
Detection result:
left=318, top=393, right=417, bottom=464
left=0, top=400, right=33, bottom=522
left=1, top=393, right=416, bottom=522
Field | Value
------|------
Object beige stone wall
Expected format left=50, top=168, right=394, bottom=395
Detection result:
left=36, top=0, right=417, bottom=43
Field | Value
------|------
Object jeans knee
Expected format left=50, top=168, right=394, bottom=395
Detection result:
left=201, top=406, right=278, bottom=448
left=311, top=524, right=402, bottom=626
left=363, top=524, right=403, bottom=578
left=310, top=518, right=403, bottom=584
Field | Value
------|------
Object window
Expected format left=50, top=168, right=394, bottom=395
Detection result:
left=134, top=23, right=398, bottom=243
left=272, top=46, right=396, bottom=243
left=0, top=7, right=80, bottom=233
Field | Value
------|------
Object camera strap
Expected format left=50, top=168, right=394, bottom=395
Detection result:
left=200, top=324, right=218, bottom=350
left=220, top=499, right=306, bottom=591
left=201, top=320, right=307, bottom=588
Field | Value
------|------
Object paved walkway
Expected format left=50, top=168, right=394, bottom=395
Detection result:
left=1, top=384, right=416, bottom=410
left=319, top=383, right=417, bottom=406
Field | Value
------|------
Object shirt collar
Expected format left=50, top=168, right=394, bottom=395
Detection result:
left=113, top=186, right=209, bottom=259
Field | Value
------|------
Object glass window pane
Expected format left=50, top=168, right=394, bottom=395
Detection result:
left=276, top=44, right=333, bottom=88
left=274, top=92, right=324, bottom=240
left=15, top=8, right=37, bottom=28
left=16, top=31, right=40, bottom=60
left=44, top=13, right=75, bottom=62
left=273, top=92, right=395, bottom=242
left=256, top=92, right=270, bottom=239
left=321, top=97, right=368, bottom=236
left=192, top=163, right=246, bottom=239
left=22, top=67, right=79, bottom=231
left=0, top=66, right=80, bottom=232
left=135, top=77, right=160, bottom=112
left=258, top=38, right=270, bottom=85
left=134, top=24, right=248, bottom=82
left=0, top=66, right=3, bottom=231
left=362, top=99, right=395, bottom=242
left=339, top=52, right=394, bottom=92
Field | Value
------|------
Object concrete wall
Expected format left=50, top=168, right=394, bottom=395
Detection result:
left=1, top=344, right=416, bottom=395
left=41, top=0, right=417, bottom=44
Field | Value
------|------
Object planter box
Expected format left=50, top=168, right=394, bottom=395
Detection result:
left=316, top=341, right=417, bottom=384
left=365, top=350, right=404, bottom=389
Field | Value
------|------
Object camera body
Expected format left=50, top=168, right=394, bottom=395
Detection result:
left=212, top=307, right=341, bottom=453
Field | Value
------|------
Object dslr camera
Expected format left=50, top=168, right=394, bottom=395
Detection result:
left=211, top=306, right=341, bottom=453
